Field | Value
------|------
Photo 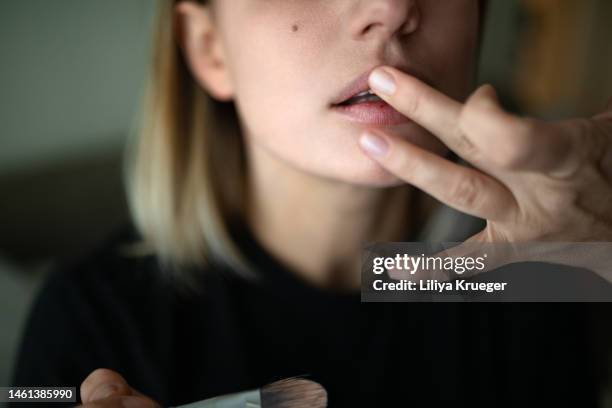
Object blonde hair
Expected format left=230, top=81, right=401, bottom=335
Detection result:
left=125, top=0, right=252, bottom=283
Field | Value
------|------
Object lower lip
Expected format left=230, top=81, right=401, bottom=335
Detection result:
left=331, top=100, right=410, bottom=126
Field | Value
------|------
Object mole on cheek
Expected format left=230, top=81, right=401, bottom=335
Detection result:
left=291, top=24, right=299, bottom=33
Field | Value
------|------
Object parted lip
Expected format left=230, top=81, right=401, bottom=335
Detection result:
left=330, top=69, right=378, bottom=106
left=330, top=64, right=433, bottom=106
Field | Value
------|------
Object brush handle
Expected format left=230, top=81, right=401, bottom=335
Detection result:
left=171, top=389, right=261, bottom=408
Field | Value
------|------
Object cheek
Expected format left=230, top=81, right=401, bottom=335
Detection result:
left=223, top=7, right=338, bottom=156
left=229, top=39, right=317, bottom=158
left=224, top=1, right=333, bottom=99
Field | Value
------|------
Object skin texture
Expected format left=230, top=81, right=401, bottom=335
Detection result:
left=205, top=0, right=479, bottom=186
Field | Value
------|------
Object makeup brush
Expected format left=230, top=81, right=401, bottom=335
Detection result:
left=172, top=378, right=327, bottom=408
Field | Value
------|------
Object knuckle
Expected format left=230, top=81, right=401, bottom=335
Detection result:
left=448, top=175, right=483, bottom=209
left=81, top=369, right=128, bottom=403
left=456, top=106, right=481, bottom=158
left=460, top=102, right=538, bottom=170
left=493, top=122, right=535, bottom=169
left=455, top=127, right=479, bottom=158
left=457, top=104, right=471, bottom=132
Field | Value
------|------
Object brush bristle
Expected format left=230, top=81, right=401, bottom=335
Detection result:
left=260, top=378, right=327, bottom=408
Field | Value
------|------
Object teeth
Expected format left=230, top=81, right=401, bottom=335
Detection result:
left=354, top=89, right=374, bottom=97
left=336, top=89, right=380, bottom=106
left=342, top=92, right=383, bottom=106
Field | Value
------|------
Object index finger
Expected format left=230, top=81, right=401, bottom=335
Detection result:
left=368, top=66, right=467, bottom=153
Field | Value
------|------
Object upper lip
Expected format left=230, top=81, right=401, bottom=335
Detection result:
left=330, top=65, right=432, bottom=106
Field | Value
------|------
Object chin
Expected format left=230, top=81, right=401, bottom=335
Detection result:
left=325, top=123, right=446, bottom=187
left=327, top=156, right=406, bottom=188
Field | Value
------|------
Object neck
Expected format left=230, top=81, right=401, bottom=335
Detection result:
left=244, top=143, right=423, bottom=292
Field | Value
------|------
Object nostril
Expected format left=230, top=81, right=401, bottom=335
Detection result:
left=362, top=23, right=375, bottom=35
left=402, top=5, right=421, bottom=35
left=362, top=22, right=383, bottom=37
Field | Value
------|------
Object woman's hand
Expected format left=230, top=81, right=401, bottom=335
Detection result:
left=360, top=66, right=612, bottom=275
left=360, top=66, right=612, bottom=242
left=77, top=368, right=160, bottom=408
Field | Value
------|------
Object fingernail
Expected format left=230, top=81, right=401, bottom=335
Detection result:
left=369, top=68, right=396, bottom=95
left=359, top=132, right=389, bottom=157
left=90, top=383, right=120, bottom=401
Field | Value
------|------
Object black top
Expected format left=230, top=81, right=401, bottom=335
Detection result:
left=10, top=224, right=609, bottom=407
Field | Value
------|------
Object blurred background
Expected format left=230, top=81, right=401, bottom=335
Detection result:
left=0, top=0, right=611, bottom=403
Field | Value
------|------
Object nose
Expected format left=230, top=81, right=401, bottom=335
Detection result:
left=350, top=0, right=420, bottom=41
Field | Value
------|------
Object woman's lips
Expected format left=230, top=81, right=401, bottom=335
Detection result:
left=331, top=100, right=411, bottom=126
